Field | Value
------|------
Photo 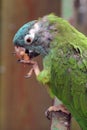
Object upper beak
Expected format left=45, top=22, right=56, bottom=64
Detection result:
left=14, top=46, right=30, bottom=61
left=14, top=46, right=40, bottom=61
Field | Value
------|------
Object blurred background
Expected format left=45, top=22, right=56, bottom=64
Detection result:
left=0, top=0, right=87, bottom=130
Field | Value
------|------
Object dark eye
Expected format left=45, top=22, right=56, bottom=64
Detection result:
left=24, top=34, right=34, bottom=45
left=26, top=38, right=32, bottom=43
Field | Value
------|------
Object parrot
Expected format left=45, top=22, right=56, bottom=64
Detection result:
left=13, top=14, right=87, bottom=130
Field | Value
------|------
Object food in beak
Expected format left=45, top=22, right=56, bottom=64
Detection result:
left=14, top=46, right=40, bottom=78
left=14, top=46, right=30, bottom=61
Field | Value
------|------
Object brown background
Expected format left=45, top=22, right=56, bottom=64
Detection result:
left=0, top=0, right=61, bottom=130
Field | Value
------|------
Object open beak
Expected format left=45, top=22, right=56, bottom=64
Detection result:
left=14, top=46, right=29, bottom=61
left=14, top=46, right=40, bottom=78
left=14, top=46, right=40, bottom=61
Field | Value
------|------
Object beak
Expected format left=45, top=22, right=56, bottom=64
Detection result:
left=14, top=46, right=40, bottom=61
left=25, top=49, right=40, bottom=59
left=14, top=46, right=30, bottom=61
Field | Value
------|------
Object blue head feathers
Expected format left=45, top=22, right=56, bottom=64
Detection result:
left=13, top=15, right=54, bottom=57
left=13, top=21, right=36, bottom=47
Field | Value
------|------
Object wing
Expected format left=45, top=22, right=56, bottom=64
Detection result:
left=49, top=42, right=87, bottom=129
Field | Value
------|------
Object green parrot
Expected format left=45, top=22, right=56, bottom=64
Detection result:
left=13, top=14, right=87, bottom=130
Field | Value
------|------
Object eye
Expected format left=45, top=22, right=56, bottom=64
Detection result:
left=24, top=33, right=35, bottom=45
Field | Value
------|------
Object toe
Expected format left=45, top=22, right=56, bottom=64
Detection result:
left=45, top=109, right=52, bottom=120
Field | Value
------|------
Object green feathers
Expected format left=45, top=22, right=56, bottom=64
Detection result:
left=13, top=14, right=87, bottom=130
left=37, top=14, right=87, bottom=130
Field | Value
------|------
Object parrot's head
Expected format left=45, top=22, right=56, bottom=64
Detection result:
left=13, top=15, right=55, bottom=60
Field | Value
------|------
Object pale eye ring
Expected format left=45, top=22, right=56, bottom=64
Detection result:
left=24, top=34, right=34, bottom=45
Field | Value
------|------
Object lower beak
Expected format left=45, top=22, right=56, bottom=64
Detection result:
left=28, top=50, right=40, bottom=58
left=14, top=46, right=30, bottom=61
left=14, top=46, right=40, bottom=61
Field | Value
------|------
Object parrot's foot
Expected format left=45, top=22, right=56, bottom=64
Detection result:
left=45, top=105, right=71, bottom=128
left=24, top=68, right=34, bottom=78
left=19, top=59, right=40, bottom=78
left=14, top=46, right=40, bottom=77
left=45, top=104, right=70, bottom=120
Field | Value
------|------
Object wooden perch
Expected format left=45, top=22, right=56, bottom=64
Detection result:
left=51, top=98, right=71, bottom=130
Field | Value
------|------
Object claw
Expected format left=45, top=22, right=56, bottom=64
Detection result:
left=24, top=68, right=34, bottom=78
left=14, top=46, right=40, bottom=77
left=45, top=105, right=71, bottom=120
left=45, top=109, right=53, bottom=120
left=24, top=75, right=31, bottom=78
left=16, top=57, right=40, bottom=78
left=18, top=59, right=40, bottom=77
left=45, top=105, right=71, bottom=128
left=18, top=59, right=29, bottom=64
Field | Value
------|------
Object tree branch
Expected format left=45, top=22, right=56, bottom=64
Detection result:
left=51, top=98, right=71, bottom=130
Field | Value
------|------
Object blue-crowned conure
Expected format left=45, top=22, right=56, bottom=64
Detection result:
left=13, top=14, right=87, bottom=130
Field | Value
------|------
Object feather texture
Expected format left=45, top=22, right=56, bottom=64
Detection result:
left=13, top=14, right=87, bottom=130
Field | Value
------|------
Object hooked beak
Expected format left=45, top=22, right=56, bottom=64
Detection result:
left=14, top=46, right=40, bottom=61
